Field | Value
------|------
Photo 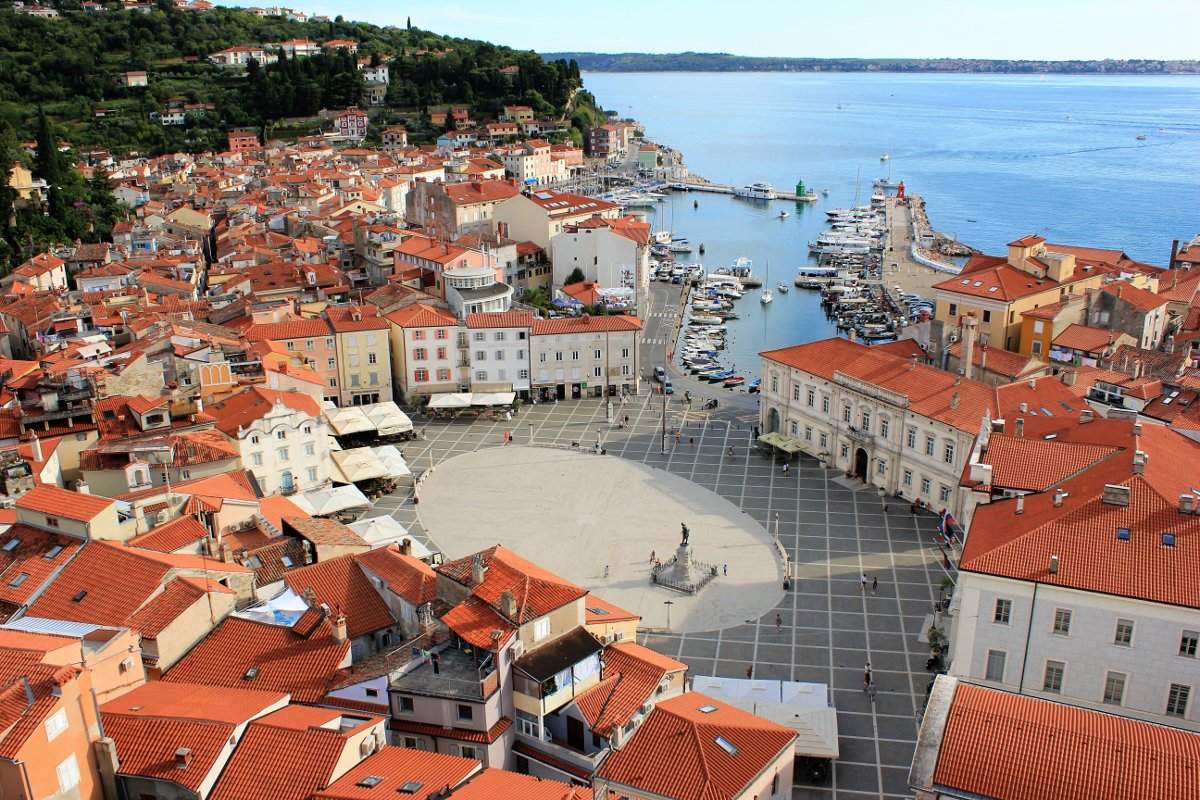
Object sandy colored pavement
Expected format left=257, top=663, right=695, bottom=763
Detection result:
left=417, top=446, right=784, bottom=633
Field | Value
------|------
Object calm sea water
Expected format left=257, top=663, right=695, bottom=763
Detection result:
left=584, top=72, right=1200, bottom=373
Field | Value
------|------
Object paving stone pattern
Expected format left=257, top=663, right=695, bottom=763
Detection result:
left=367, top=394, right=949, bottom=800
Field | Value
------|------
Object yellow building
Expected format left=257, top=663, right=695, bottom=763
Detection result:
left=326, top=304, right=392, bottom=406
left=932, top=235, right=1153, bottom=353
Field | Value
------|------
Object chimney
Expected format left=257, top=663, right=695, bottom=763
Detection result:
left=979, top=344, right=988, bottom=374
left=30, top=433, right=43, bottom=463
left=175, top=747, right=193, bottom=769
left=960, top=314, right=977, bottom=382
left=471, top=553, right=488, bottom=586
left=1169, top=239, right=1180, bottom=269
left=1132, top=359, right=1143, bottom=380
left=332, top=614, right=348, bottom=643
left=1132, top=422, right=1142, bottom=436
left=581, top=314, right=590, bottom=325
left=909, top=354, right=917, bottom=371
left=1102, top=484, right=1131, bottom=507
left=399, top=537, right=412, bottom=556
left=1014, top=418, right=1025, bottom=437
left=1015, top=494, right=1025, bottom=515
left=1132, top=450, right=1147, bottom=475
left=1080, top=408, right=1094, bottom=424
left=1019, top=402, right=1028, bottom=413
left=954, top=371, right=962, bottom=386
left=1060, top=369, right=1076, bottom=387
left=1053, top=490, right=1068, bottom=507
left=1180, top=494, right=1196, bottom=515
left=500, top=590, right=518, bottom=620
left=951, top=392, right=960, bottom=409
left=991, top=418, right=1005, bottom=433
left=1049, top=554, right=1059, bottom=574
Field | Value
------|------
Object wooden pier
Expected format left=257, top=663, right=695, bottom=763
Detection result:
left=667, top=183, right=818, bottom=202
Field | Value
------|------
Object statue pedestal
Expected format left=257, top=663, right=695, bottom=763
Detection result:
left=671, top=542, right=696, bottom=585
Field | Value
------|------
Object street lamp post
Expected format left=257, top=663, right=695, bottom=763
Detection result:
left=663, top=600, right=675, bottom=631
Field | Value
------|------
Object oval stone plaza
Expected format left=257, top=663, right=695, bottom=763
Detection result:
left=416, top=446, right=784, bottom=632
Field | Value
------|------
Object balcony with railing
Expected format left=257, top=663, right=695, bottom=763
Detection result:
left=391, top=645, right=498, bottom=701
left=514, top=713, right=604, bottom=775
left=845, top=426, right=873, bottom=446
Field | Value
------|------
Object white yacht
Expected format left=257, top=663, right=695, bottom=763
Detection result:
left=760, top=288, right=773, bottom=304
left=733, top=182, right=777, bottom=200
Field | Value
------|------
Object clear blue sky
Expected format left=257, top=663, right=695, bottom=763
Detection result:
left=226, top=0, right=1196, bottom=60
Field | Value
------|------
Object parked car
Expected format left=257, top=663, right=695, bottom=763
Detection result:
left=654, top=365, right=666, bottom=383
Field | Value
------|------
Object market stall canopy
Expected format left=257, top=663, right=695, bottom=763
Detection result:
left=331, top=448, right=391, bottom=483
left=428, top=393, right=473, bottom=410
left=362, top=401, right=413, bottom=436
left=471, top=392, right=516, bottom=407
left=691, top=676, right=840, bottom=759
left=758, top=432, right=803, bottom=454
left=324, top=405, right=374, bottom=436
left=297, top=484, right=370, bottom=516
left=346, top=516, right=431, bottom=558
left=369, top=445, right=412, bottom=478
left=233, top=587, right=309, bottom=626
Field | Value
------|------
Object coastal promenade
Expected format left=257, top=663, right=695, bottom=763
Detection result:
left=369, top=393, right=948, bottom=800
left=872, top=197, right=960, bottom=298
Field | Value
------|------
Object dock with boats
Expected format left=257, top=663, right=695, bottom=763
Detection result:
left=666, top=181, right=819, bottom=202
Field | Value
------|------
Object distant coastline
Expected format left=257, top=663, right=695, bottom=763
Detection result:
left=545, top=52, right=1200, bottom=75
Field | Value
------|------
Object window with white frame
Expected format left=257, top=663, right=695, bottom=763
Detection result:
left=994, top=598, right=1012, bottom=624
left=807, top=387, right=815, bottom=406
left=985, top=650, right=1006, bottom=682
left=944, top=442, right=956, bottom=464
left=56, top=755, right=80, bottom=792
left=925, top=435, right=936, bottom=456
left=533, top=617, right=550, bottom=640
left=821, top=396, right=830, bottom=413
left=1103, top=672, right=1126, bottom=705
left=819, top=432, right=828, bottom=448
left=475, top=371, right=487, bottom=381
left=771, top=376, right=778, bottom=392
left=840, top=443, right=849, bottom=459
left=1114, top=619, right=1134, bottom=646
left=1181, top=631, right=1199, bottom=658
left=861, top=411, right=871, bottom=430
left=903, top=469, right=912, bottom=487
left=1043, top=661, right=1065, bottom=693
left=804, top=426, right=812, bottom=441
left=921, top=477, right=931, bottom=495
left=251, top=453, right=263, bottom=466
left=1052, top=609, right=1072, bottom=635
left=907, top=428, right=917, bottom=448
left=793, top=385, right=801, bottom=401
left=940, top=485, right=951, bottom=503
left=880, top=418, right=889, bottom=439
left=877, top=458, right=886, bottom=476
left=45, top=708, right=68, bottom=740
left=1166, top=684, right=1191, bottom=717
left=843, top=404, right=852, bottom=423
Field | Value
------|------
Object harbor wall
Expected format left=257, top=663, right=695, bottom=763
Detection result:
left=910, top=244, right=960, bottom=275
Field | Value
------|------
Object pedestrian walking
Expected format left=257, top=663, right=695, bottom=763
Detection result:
left=688, top=436, right=694, bottom=446
left=674, top=430, right=681, bottom=444
left=509, top=431, right=515, bottom=444
left=650, top=549, right=656, bottom=563
left=871, top=576, right=878, bottom=595
left=603, top=565, right=610, bottom=578
left=782, top=462, right=790, bottom=476
left=723, top=564, right=728, bottom=577
left=432, top=651, right=441, bottom=675
left=860, top=573, right=868, bottom=593
left=910, top=500, right=919, bottom=516
left=775, top=613, right=782, bottom=633
left=502, top=431, right=509, bottom=444
left=863, top=663, right=872, bottom=691
left=746, top=665, right=754, bottom=679
left=867, top=680, right=877, bottom=703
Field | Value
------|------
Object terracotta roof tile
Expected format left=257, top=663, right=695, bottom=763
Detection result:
left=326, top=304, right=390, bottom=332
left=313, top=746, right=480, bottom=800
left=597, top=693, right=795, bottom=800
left=15, top=484, right=115, bottom=522
left=384, top=303, right=458, bottom=329
left=575, top=642, right=686, bottom=737
left=205, top=387, right=322, bottom=437
left=284, top=517, right=369, bottom=547
left=98, top=680, right=287, bottom=724
left=126, top=515, right=210, bottom=553
left=439, top=545, right=587, bottom=623
left=531, top=315, right=643, bottom=336
left=283, top=554, right=396, bottom=639
left=0, top=525, right=83, bottom=611
left=1052, top=323, right=1119, bottom=353
left=584, top=594, right=639, bottom=625
left=1101, top=281, right=1169, bottom=312
left=163, top=616, right=350, bottom=703
left=354, top=545, right=436, bottom=606
left=388, top=715, right=512, bottom=744
left=101, top=715, right=236, bottom=791
left=932, top=682, right=1200, bottom=800
left=977, top=434, right=1121, bottom=491
left=445, top=768, right=591, bottom=800
left=440, top=596, right=517, bottom=650
left=125, top=576, right=224, bottom=639
left=465, top=310, right=536, bottom=328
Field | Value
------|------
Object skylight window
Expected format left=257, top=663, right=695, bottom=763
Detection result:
left=355, top=776, right=383, bottom=788
left=1040, top=407, right=1055, bottom=416
left=243, top=667, right=260, bottom=680
left=8, top=573, right=28, bottom=588
left=960, top=279, right=970, bottom=285
left=397, top=782, right=424, bottom=795
left=587, top=606, right=610, bottom=615
left=698, top=705, right=718, bottom=714
left=280, top=555, right=294, bottom=567
left=44, top=545, right=64, bottom=559
left=987, top=286, right=999, bottom=293
left=715, top=736, right=738, bottom=756
left=1, top=539, right=20, bottom=553
left=1117, top=528, right=1131, bottom=541
left=972, top=281, right=984, bottom=287
left=1163, top=533, right=1176, bottom=547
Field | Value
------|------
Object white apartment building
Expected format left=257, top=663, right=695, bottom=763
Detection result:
left=551, top=217, right=652, bottom=318
left=206, top=387, right=331, bottom=495
left=530, top=315, right=642, bottom=401
left=950, top=420, right=1200, bottom=731
left=465, top=311, right=535, bottom=397
left=499, top=140, right=566, bottom=187
left=759, top=338, right=996, bottom=517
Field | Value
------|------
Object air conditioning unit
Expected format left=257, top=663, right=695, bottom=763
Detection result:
left=601, top=632, right=620, bottom=645
left=948, top=333, right=959, bottom=343
left=119, top=656, right=136, bottom=673
left=241, top=519, right=256, bottom=531
left=0, top=499, right=14, bottom=509
left=510, top=640, right=525, bottom=659
left=155, top=509, right=169, bottom=525
left=359, top=737, right=376, bottom=757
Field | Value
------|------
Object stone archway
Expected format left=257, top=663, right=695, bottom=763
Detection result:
left=854, top=447, right=868, bottom=480
left=767, top=408, right=780, bottom=434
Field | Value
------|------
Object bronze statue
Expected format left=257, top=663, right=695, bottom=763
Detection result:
left=680, top=523, right=690, bottom=546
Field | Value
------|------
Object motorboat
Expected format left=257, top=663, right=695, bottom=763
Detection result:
left=760, top=288, right=773, bottom=305
left=880, top=152, right=890, bottom=161
left=779, top=211, right=789, bottom=219
left=777, top=282, right=789, bottom=294
left=1136, top=134, right=1147, bottom=141
left=747, top=379, right=761, bottom=394
left=722, top=256, right=760, bottom=287
left=723, top=376, right=745, bottom=387
left=705, top=371, right=735, bottom=382
left=690, top=314, right=723, bottom=325
left=733, top=182, right=777, bottom=200
left=873, top=178, right=901, bottom=190
left=822, top=188, right=829, bottom=195
left=666, top=241, right=693, bottom=253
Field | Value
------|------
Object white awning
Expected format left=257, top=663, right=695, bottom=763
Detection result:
left=428, top=393, right=473, bottom=409
left=471, top=391, right=516, bottom=406
left=346, top=516, right=431, bottom=557
left=331, top=448, right=391, bottom=483
left=362, top=401, right=413, bottom=436
left=325, top=406, right=375, bottom=436
left=232, top=587, right=310, bottom=627
left=299, top=484, right=370, bottom=515
left=691, top=676, right=840, bottom=759
left=369, top=445, right=412, bottom=478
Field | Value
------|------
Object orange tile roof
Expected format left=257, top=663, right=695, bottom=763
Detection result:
left=531, top=315, right=643, bottom=335
left=947, top=342, right=1039, bottom=379
left=384, top=302, right=458, bottom=329
left=1101, top=281, right=1168, bottom=312
left=163, top=616, right=350, bottom=703
left=100, top=715, right=238, bottom=791
left=0, top=525, right=83, bottom=611
left=283, top=554, right=396, bottom=639
left=126, top=575, right=228, bottom=639
left=326, top=304, right=390, bottom=332
left=932, top=682, right=1200, bottom=800
left=313, top=746, right=480, bottom=800
left=354, top=545, right=436, bottom=606
left=388, top=715, right=512, bottom=744
left=126, top=515, right=210, bottom=553
left=209, top=706, right=378, bottom=800
left=962, top=425, right=1200, bottom=609
left=575, top=642, right=686, bottom=737
left=584, top=594, right=639, bottom=625
left=284, top=517, right=369, bottom=547
left=205, top=387, right=322, bottom=437
left=597, top=692, right=795, bottom=800
left=439, top=545, right=587, bottom=623
left=440, top=595, right=516, bottom=650
left=762, top=338, right=995, bottom=433
left=99, top=680, right=286, bottom=723
left=465, top=310, right=536, bottom=328
left=446, top=768, right=592, bottom=800
left=977, top=433, right=1120, bottom=491
left=934, top=262, right=1063, bottom=302
left=1052, top=323, right=1119, bottom=353
left=244, top=317, right=332, bottom=343
left=15, top=484, right=115, bottom=522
